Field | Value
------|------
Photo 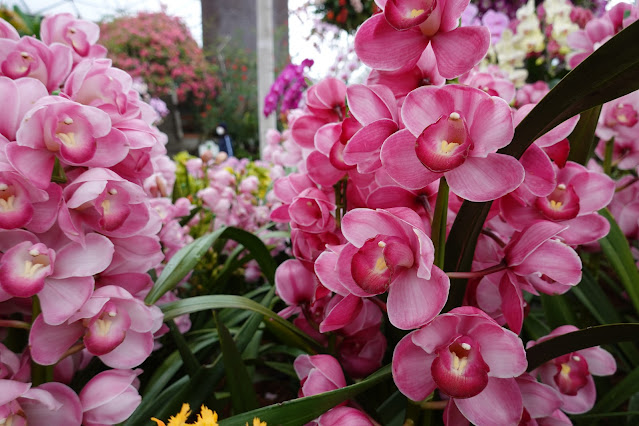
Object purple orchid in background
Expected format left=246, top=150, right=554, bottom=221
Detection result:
left=264, top=59, right=314, bottom=117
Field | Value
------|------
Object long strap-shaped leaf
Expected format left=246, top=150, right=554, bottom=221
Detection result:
left=526, top=323, right=639, bottom=371
left=444, top=20, right=639, bottom=309
left=160, top=295, right=323, bottom=353
left=217, top=365, right=392, bottom=425
left=145, top=226, right=278, bottom=305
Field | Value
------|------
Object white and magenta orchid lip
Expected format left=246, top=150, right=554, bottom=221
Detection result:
left=535, top=184, right=580, bottom=221
left=431, top=335, right=490, bottom=399
left=351, top=235, right=415, bottom=295
left=552, top=353, right=590, bottom=396
left=415, top=112, right=473, bottom=173
left=384, top=0, right=437, bottom=31
left=0, top=241, right=54, bottom=298
left=83, top=301, right=131, bottom=356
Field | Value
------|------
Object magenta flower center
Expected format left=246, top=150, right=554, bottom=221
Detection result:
left=431, top=336, right=490, bottom=399
left=351, top=235, right=414, bottom=295
left=0, top=182, right=16, bottom=212
left=553, top=353, right=590, bottom=396
left=606, top=103, right=638, bottom=128
left=534, top=183, right=580, bottom=221
left=415, top=112, right=473, bottom=173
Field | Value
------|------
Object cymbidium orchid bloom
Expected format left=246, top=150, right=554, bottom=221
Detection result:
left=566, top=3, right=638, bottom=69
left=0, top=76, right=48, bottom=141
left=342, top=83, right=400, bottom=174
left=0, top=381, right=83, bottom=426
left=0, top=229, right=113, bottom=325
left=315, top=207, right=449, bottom=329
left=393, top=306, right=527, bottom=426
left=294, top=354, right=346, bottom=398
left=0, top=35, right=72, bottom=92
left=40, top=13, right=107, bottom=64
left=382, top=84, right=524, bottom=202
left=58, top=167, right=159, bottom=244
left=29, top=285, right=163, bottom=369
left=355, top=0, right=490, bottom=79
left=79, top=368, right=142, bottom=426
left=596, top=92, right=639, bottom=165
left=503, top=221, right=582, bottom=296
left=7, top=97, right=128, bottom=189
left=311, top=406, right=374, bottom=426
left=528, top=325, right=617, bottom=414
left=290, top=77, right=346, bottom=150
left=500, top=161, right=615, bottom=246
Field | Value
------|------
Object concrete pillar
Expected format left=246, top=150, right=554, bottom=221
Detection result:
left=257, top=0, right=277, bottom=157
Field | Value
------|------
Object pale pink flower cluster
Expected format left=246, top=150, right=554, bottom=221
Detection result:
left=269, top=1, right=626, bottom=424
left=0, top=14, right=181, bottom=425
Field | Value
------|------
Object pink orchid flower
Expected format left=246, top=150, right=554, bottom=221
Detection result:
left=0, top=18, right=20, bottom=40
left=459, top=69, right=515, bottom=104
left=0, top=229, right=113, bottom=325
left=294, top=354, right=346, bottom=398
left=0, top=36, right=72, bottom=92
left=79, top=368, right=142, bottom=426
left=7, top=96, right=128, bottom=189
left=40, top=13, right=107, bottom=64
left=355, top=0, right=490, bottom=79
left=382, top=84, right=524, bottom=202
left=567, top=3, right=638, bottom=69
left=500, top=161, right=615, bottom=246
left=315, top=207, right=449, bottom=330
left=528, top=325, right=617, bottom=414
left=0, top=381, right=83, bottom=426
left=29, top=285, right=162, bottom=369
left=312, top=406, right=375, bottom=426
left=0, top=76, right=48, bottom=141
left=609, top=176, right=639, bottom=239
left=393, top=306, right=527, bottom=425
left=342, top=83, right=400, bottom=174
left=596, top=91, right=639, bottom=154
left=58, top=167, right=159, bottom=244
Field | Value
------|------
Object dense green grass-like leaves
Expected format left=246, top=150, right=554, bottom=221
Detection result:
left=217, top=365, right=392, bottom=425
left=214, top=312, right=260, bottom=413
left=599, top=208, right=639, bottom=315
left=161, top=295, right=323, bottom=353
left=445, top=20, right=639, bottom=309
left=145, top=226, right=278, bottom=305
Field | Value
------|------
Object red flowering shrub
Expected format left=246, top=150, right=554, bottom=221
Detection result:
left=99, top=10, right=219, bottom=106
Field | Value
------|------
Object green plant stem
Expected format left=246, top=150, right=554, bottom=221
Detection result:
left=603, top=137, right=615, bottom=175
left=446, top=263, right=506, bottom=279
left=51, top=157, right=67, bottom=184
left=31, top=296, right=52, bottom=386
left=431, top=178, right=449, bottom=269
left=0, top=320, right=30, bottom=329
left=168, top=319, right=200, bottom=377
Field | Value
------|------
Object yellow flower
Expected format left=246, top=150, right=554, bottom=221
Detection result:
left=194, top=405, right=219, bottom=426
left=151, top=403, right=192, bottom=426
left=247, top=418, right=267, bottom=426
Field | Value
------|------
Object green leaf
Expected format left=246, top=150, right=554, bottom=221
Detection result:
left=167, top=320, right=200, bottom=377
left=567, top=104, right=602, bottom=165
left=431, top=178, right=449, bottom=269
left=591, top=365, right=639, bottom=415
left=160, top=295, right=322, bottom=353
left=598, top=208, right=639, bottom=315
left=145, top=226, right=278, bottom=305
left=540, top=293, right=578, bottom=329
left=444, top=20, right=639, bottom=309
left=526, top=323, right=639, bottom=372
left=217, top=365, right=392, bottom=425
left=214, top=312, right=259, bottom=413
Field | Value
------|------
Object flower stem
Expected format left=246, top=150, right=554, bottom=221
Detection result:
left=603, top=137, right=614, bottom=175
left=431, top=178, right=449, bottom=269
left=31, top=296, right=53, bottom=386
left=334, top=176, right=348, bottom=228
left=0, top=320, right=30, bottom=330
left=446, top=263, right=506, bottom=279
